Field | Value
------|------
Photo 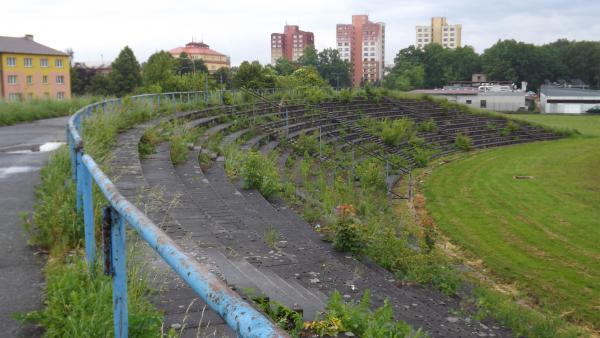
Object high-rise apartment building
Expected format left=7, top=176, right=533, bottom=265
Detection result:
left=336, top=15, right=385, bottom=86
left=270, top=25, right=314, bottom=64
left=0, top=35, right=71, bottom=101
left=415, top=17, right=462, bottom=49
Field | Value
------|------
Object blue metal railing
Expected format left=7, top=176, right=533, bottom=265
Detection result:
left=67, top=90, right=290, bottom=338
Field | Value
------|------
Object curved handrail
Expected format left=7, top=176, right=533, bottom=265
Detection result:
left=67, top=90, right=290, bottom=338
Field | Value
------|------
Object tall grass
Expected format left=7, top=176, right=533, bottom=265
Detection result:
left=0, top=96, right=100, bottom=126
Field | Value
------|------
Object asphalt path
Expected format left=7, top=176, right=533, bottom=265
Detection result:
left=0, top=116, right=68, bottom=336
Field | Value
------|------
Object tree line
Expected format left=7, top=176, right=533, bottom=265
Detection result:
left=71, top=45, right=352, bottom=97
left=384, top=39, right=600, bottom=91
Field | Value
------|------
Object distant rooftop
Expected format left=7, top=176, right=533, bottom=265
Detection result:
left=541, top=85, right=600, bottom=97
left=0, top=35, right=67, bottom=56
left=169, top=41, right=227, bottom=57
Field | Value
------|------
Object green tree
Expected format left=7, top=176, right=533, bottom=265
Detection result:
left=274, top=58, right=296, bottom=75
left=192, top=58, right=209, bottom=73
left=108, top=46, right=142, bottom=96
left=213, top=67, right=233, bottom=89
left=88, top=73, right=111, bottom=96
left=482, top=39, right=562, bottom=89
left=276, top=67, right=329, bottom=89
left=298, top=45, right=318, bottom=67
left=232, top=61, right=275, bottom=89
left=176, top=52, right=194, bottom=75
left=316, top=48, right=352, bottom=88
left=142, top=51, right=176, bottom=88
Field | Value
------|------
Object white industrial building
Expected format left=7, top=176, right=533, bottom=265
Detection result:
left=412, top=86, right=527, bottom=112
left=540, top=86, right=600, bottom=114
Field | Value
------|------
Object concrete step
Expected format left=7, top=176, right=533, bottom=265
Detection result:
left=206, top=248, right=325, bottom=320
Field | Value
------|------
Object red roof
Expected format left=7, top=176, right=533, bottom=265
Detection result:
left=169, top=42, right=227, bottom=57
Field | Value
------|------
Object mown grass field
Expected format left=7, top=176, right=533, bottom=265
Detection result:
left=423, top=114, right=600, bottom=330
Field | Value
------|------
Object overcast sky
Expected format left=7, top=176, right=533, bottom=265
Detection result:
left=4, top=0, right=600, bottom=66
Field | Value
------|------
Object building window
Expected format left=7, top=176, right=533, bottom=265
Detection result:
left=24, top=58, right=33, bottom=67
left=56, top=75, right=64, bottom=84
left=480, top=100, right=487, bottom=108
left=27, top=93, right=34, bottom=100
left=466, top=100, right=472, bottom=104
left=9, top=93, right=21, bottom=101
left=8, top=75, right=17, bottom=84
left=55, top=59, right=63, bottom=68
left=56, top=92, right=65, bottom=100
left=40, top=58, right=48, bottom=67
left=42, top=75, right=48, bottom=84
left=27, top=75, right=33, bottom=84
left=7, top=57, right=16, bottom=66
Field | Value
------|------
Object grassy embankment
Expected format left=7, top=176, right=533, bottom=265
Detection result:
left=0, top=97, right=100, bottom=126
left=423, top=114, right=600, bottom=334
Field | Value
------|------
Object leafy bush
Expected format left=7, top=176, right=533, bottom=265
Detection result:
left=338, top=88, right=354, bottom=103
left=293, top=132, right=319, bottom=156
left=417, top=118, right=437, bottom=133
left=356, top=159, right=386, bottom=192
left=455, top=133, right=472, bottom=151
left=305, top=291, right=424, bottom=337
left=240, top=151, right=282, bottom=199
left=506, top=120, right=520, bottom=133
left=333, top=204, right=364, bottom=255
left=379, top=118, right=415, bottom=146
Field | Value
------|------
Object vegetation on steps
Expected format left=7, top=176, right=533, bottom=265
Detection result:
left=253, top=291, right=426, bottom=337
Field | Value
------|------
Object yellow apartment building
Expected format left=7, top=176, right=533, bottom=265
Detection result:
left=0, top=35, right=71, bottom=101
left=415, top=17, right=462, bottom=49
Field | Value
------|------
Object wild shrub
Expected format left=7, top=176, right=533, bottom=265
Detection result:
left=417, top=118, right=437, bottom=133
left=338, top=88, right=354, bottom=103
left=169, top=134, right=189, bottom=165
left=455, top=133, right=472, bottom=151
left=506, top=120, right=520, bottom=133
left=305, top=291, right=423, bottom=337
left=332, top=204, right=364, bottom=255
left=356, top=159, right=386, bottom=192
left=379, top=118, right=415, bottom=146
left=293, top=132, right=319, bottom=155
left=410, top=146, right=431, bottom=168
left=240, top=151, right=282, bottom=199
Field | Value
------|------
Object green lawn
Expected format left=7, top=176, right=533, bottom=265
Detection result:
left=423, top=114, right=600, bottom=330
